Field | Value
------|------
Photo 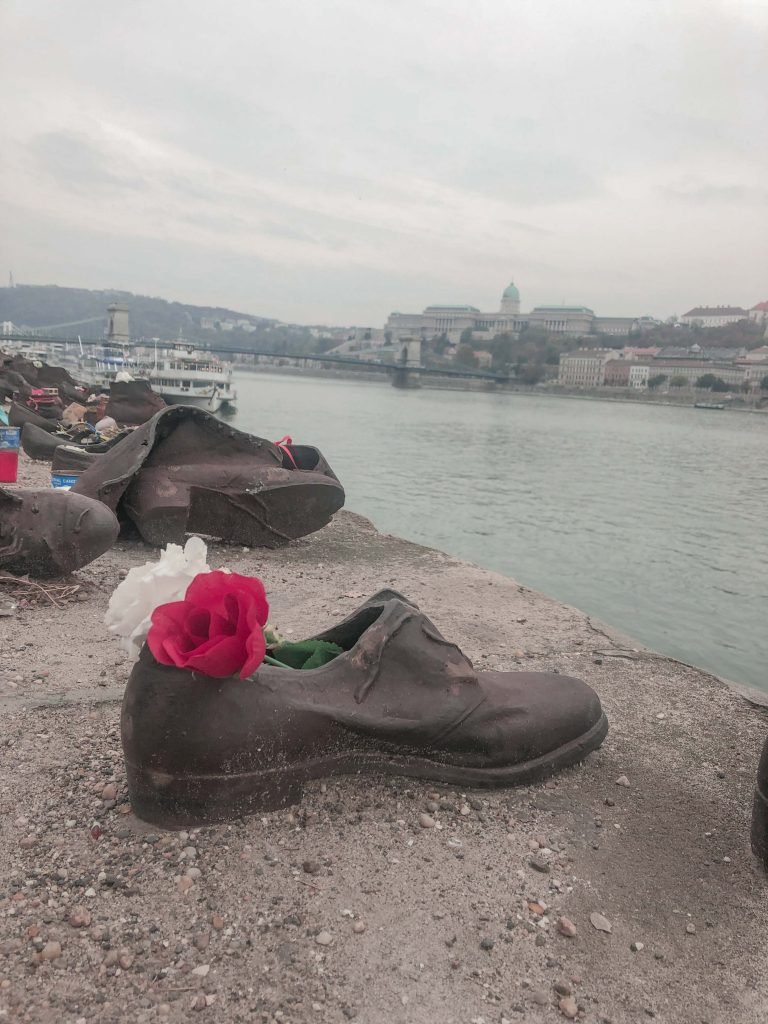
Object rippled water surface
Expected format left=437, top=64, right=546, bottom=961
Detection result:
left=233, top=372, right=768, bottom=691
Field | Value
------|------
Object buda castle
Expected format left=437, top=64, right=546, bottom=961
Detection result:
left=386, top=281, right=651, bottom=343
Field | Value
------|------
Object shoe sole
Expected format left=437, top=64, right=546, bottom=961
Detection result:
left=751, top=782, right=768, bottom=869
left=125, top=711, right=609, bottom=828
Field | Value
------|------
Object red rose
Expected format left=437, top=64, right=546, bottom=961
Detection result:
left=147, top=571, right=269, bottom=679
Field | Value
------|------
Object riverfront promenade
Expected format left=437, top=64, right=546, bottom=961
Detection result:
left=0, top=455, right=766, bottom=1023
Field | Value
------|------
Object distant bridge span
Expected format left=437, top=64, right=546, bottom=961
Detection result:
left=1, top=333, right=511, bottom=386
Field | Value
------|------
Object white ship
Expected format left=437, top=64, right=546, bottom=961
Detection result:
left=143, top=343, right=237, bottom=414
left=73, top=340, right=237, bottom=415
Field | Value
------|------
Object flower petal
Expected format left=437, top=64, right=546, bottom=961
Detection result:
left=241, top=627, right=266, bottom=679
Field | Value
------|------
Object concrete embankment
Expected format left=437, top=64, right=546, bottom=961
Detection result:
left=0, top=454, right=766, bottom=1024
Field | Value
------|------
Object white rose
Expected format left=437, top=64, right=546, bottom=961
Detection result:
left=104, top=536, right=210, bottom=658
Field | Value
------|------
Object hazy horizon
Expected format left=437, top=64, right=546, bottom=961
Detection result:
left=2, top=0, right=766, bottom=326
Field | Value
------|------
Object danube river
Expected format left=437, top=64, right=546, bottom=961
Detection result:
left=233, top=372, right=768, bottom=693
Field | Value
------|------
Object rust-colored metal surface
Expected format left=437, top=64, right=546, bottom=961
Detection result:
left=0, top=487, right=119, bottom=577
left=73, top=406, right=346, bottom=547
left=121, top=590, right=608, bottom=826
left=105, top=380, right=166, bottom=426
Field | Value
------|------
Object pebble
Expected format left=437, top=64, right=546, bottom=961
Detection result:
left=685, top=923, right=696, bottom=935
left=559, top=996, right=579, bottom=1019
left=531, top=989, right=549, bottom=1006
left=425, top=800, right=439, bottom=813
left=554, top=982, right=572, bottom=997
left=68, top=908, right=92, bottom=928
left=615, top=775, right=631, bottom=788
left=211, top=914, right=225, bottom=930
left=302, top=860, right=321, bottom=874
left=529, top=856, right=550, bottom=873
left=315, top=931, right=333, bottom=946
left=418, top=813, right=436, bottom=829
left=557, top=916, right=577, bottom=938
left=480, top=938, right=494, bottom=951
left=101, top=783, right=117, bottom=801
left=40, top=941, right=62, bottom=961
left=631, top=941, right=645, bottom=952
left=193, top=932, right=210, bottom=951
left=459, top=803, right=471, bottom=816
left=590, top=912, right=612, bottom=933
left=352, top=921, right=366, bottom=934
left=192, top=964, right=210, bottom=977
left=178, top=876, right=194, bottom=894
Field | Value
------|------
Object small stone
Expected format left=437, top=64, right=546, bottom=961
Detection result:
left=178, top=876, right=194, bottom=894
left=193, top=932, right=210, bottom=951
left=68, top=908, right=92, bottom=928
left=590, top=912, right=612, bottom=933
left=557, top=916, right=577, bottom=938
left=190, top=993, right=207, bottom=1011
left=685, top=923, right=696, bottom=935
left=531, top=989, right=549, bottom=1006
left=40, top=941, right=62, bottom=961
left=529, top=856, right=550, bottom=873
left=211, top=913, right=225, bottom=930
left=459, top=803, right=471, bottom=816
left=480, top=938, right=494, bottom=951
left=425, top=800, right=439, bottom=813
left=631, top=941, right=645, bottom=952
left=559, top=996, right=579, bottom=1019
left=352, top=921, right=366, bottom=934
left=554, top=982, right=572, bottom=997
left=315, top=930, right=333, bottom=946
left=192, top=964, right=210, bottom=977
left=615, top=775, right=630, bottom=788
left=101, top=783, right=117, bottom=801
left=20, top=836, right=38, bottom=849
left=118, top=951, right=133, bottom=969
left=302, top=860, right=321, bottom=874
left=418, top=814, right=436, bottom=829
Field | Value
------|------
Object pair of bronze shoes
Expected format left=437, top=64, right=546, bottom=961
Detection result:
left=72, top=406, right=345, bottom=547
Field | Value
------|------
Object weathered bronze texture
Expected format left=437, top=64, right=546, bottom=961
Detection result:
left=8, top=402, right=60, bottom=433
left=73, top=406, right=345, bottom=546
left=122, top=590, right=608, bottom=826
left=751, top=740, right=768, bottom=870
left=0, top=487, right=119, bottom=577
left=105, top=380, right=166, bottom=426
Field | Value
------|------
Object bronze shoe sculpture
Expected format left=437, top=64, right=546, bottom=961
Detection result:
left=105, top=379, right=166, bottom=426
left=122, top=589, right=608, bottom=827
left=8, top=401, right=59, bottom=433
left=0, top=487, right=119, bottom=577
left=21, top=422, right=133, bottom=463
left=751, top=740, right=768, bottom=870
left=73, top=406, right=345, bottom=547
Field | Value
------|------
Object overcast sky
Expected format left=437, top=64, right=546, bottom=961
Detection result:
left=2, top=0, right=766, bottom=325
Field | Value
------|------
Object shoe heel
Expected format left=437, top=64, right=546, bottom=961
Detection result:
left=125, top=762, right=304, bottom=828
left=751, top=783, right=768, bottom=869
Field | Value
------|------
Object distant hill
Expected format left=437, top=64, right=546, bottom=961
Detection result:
left=0, top=285, right=319, bottom=355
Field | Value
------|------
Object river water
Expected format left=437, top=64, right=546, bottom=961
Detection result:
left=233, top=371, right=768, bottom=692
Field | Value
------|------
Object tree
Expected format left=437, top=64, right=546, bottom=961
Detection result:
left=648, top=374, right=668, bottom=390
left=459, top=327, right=474, bottom=346
left=491, top=334, right=514, bottom=370
left=455, top=344, right=478, bottom=368
left=710, top=378, right=730, bottom=393
left=519, top=363, right=545, bottom=385
left=669, top=375, right=687, bottom=388
left=695, top=373, right=719, bottom=389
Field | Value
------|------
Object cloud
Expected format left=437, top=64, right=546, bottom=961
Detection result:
left=0, top=0, right=766, bottom=323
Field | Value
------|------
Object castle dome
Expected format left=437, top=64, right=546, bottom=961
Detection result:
left=503, top=281, right=520, bottom=300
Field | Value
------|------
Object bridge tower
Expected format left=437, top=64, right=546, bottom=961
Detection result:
left=391, top=337, right=422, bottom=389
left=107, top=303, right=130, bottom=344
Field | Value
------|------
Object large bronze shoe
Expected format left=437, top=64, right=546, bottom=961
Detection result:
left=8, top=401, right=60, bottom=433
left=122, top=590, right=608, bottom=827
left=0, top=487, right=119, bottom=577
left=105, top=380, right=166, bottom=426
left=751, top=739, right=768, bottom=870
left=73, top=406, right=345, bottom=547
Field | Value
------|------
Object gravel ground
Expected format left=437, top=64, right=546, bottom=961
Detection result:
left=1, top=454, right=767, bottom=1024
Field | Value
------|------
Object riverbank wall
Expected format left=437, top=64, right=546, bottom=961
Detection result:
left=1, top=453, right=766, bottom=1023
